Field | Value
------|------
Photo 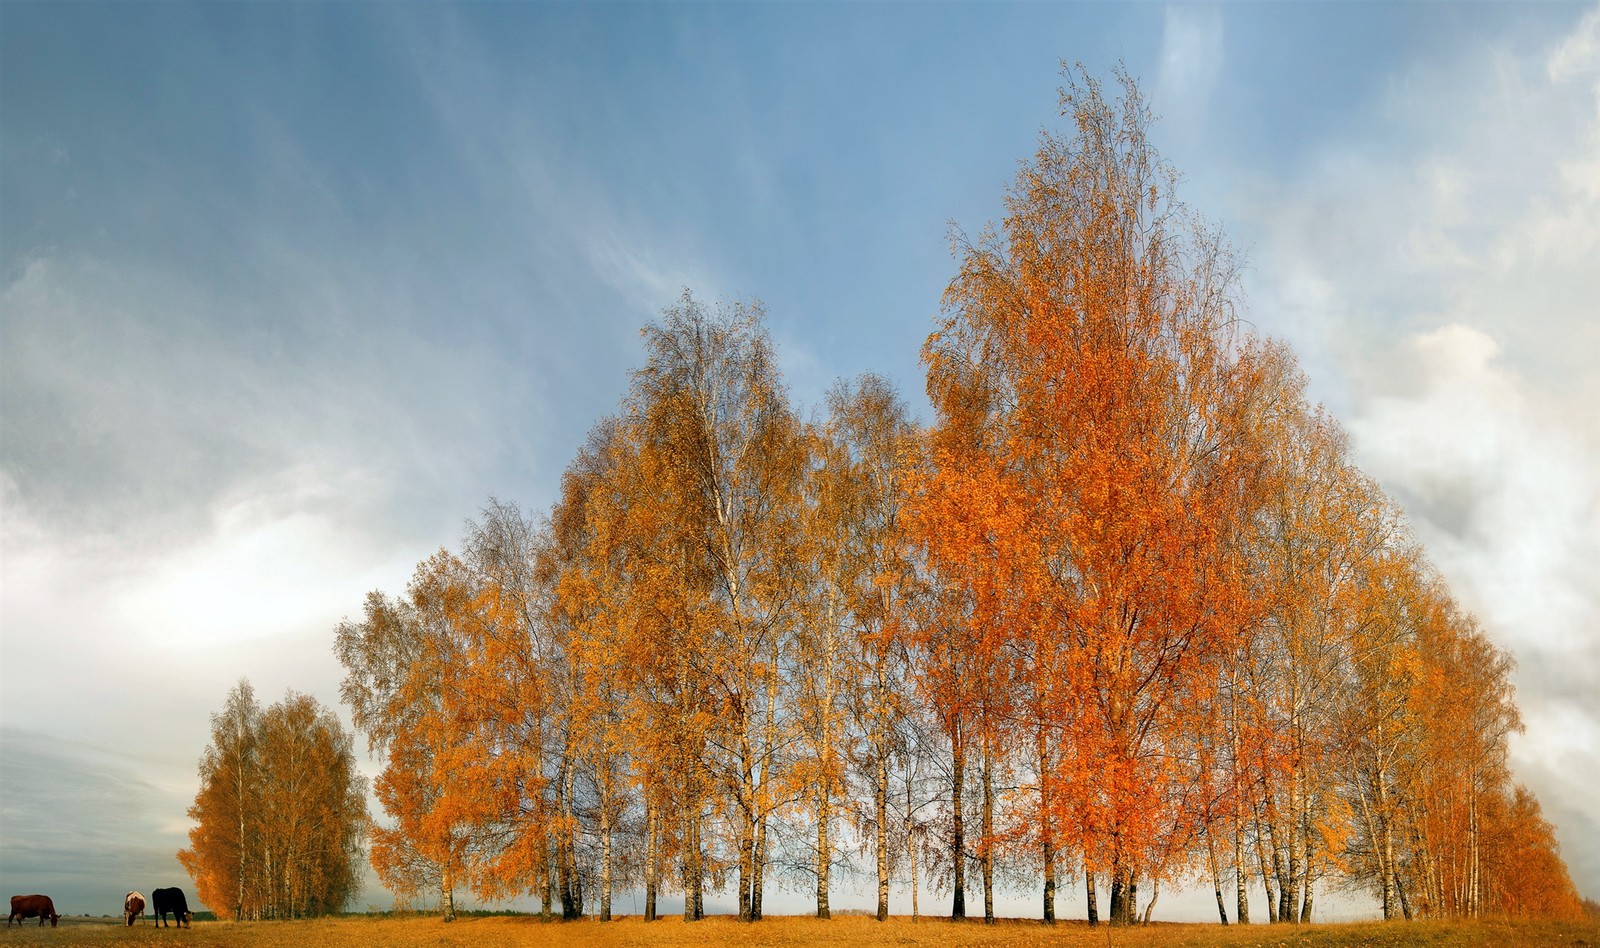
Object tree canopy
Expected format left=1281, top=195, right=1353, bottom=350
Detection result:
left=179, top=680, right=367, bottom=920
left=320, top=66, right=1583, bottom=926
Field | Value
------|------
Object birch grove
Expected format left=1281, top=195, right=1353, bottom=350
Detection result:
left=310, top=69, right=1582, bottom=926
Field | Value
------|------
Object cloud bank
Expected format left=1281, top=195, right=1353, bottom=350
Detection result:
left=1244, top=5, right=1600, bottom=895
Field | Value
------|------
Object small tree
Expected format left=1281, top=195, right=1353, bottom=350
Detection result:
left=335, top=579, right=473, bottom=921
left=180, top=681, right=366, bottom=919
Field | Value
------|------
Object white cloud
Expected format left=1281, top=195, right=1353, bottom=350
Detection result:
left=0, top=468, right=416, bottom=743
left=1347, top=326, right=1600, bottom=894
left=1243, top=12, right=1600, bottom=437
left=1548, top=6, right=1600, bottom=83
left=111, top=471, right=404, bottom=653
left=1, top=450, right=426, bottom=914
left=1351, top=326, right=1599, bottom=666
left=1243, top=5, right=1600, bottom=894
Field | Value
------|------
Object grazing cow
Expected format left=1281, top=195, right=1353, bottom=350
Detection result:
left=125, top=891, right=146, bottom=926
left=8, top=894, right=60, bottom=927
left=151, top=887, right=192, bottom=928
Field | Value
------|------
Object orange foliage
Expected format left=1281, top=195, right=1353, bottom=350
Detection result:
left=321, top=66, right=1585, bottom=931
left=179, top=681, right=365, bottom=920
left=909, top=65, right=1270, bottom=922
left=1481, top=786, right=1585, bottom=920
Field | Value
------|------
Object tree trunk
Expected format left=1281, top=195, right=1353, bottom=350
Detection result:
left=1208, top=832, right=1228, bottom=924
left=908, top=775, right=919, bottom=922
left=1230, top=666, right=1248, bottom=925
left=981, top=743, right=995, bottom=925
left=738, top=784, right=755, bottom=922
left=816, top=785, right=832, bottom=918
left=1467, top=781, right=1480, bottom=919
left=235, top=736, right=248, bottom=923
left=951, top=732, right=967, bottom=921
left=1360, top=775, right=1393, bottom=919
left=1041, top=827, right=1056, bottom=925
left=558, top=754, right=581, bottom=920
left=1281, top=791, right=1300, bottom=924
left=1250, top=791, right=1277, bottom=923
left=1300, top=813, right=1316, bottom=924
left=1039, top=724, right=1055, bottom=925
left=557, top=767, right=571, bottom=919
left=643, top=803, right=656, bottom=922
left=683, top=810, right=699, bottom=922
left=752, top=809, right=768, bottom=919
left=737, top=716, right=756, bottom=923
left=753, top=636, right=779, bottom=922
left=1109, top=871, right=1123, bottom=925
left=1265, top=802, right=1289, bottom=923
left=1235, top=820, right=1250, bottom=924
left=692, top=813, right=705, bottom=920
left=876, top=747, right=889, bottom=921
left=600, top=778, right=613, bottom=922
left=542, top=840, right=554, bottom=921
left=1419, top=808, right=1440, bottom=917
left=1086, top=864, right=1099, bottom=927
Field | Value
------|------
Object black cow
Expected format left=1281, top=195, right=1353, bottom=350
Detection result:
left=151, top=887, right=192, bottom=928
left=8, top=894, right=60, bottom=927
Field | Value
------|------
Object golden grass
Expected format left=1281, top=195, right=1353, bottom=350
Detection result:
left=2, top=914, right=1595, bottom=947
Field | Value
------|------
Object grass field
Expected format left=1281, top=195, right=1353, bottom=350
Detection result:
left=3, top=914, right=1597, bottom=947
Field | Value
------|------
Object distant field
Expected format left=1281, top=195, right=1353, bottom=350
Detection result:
left=2, top=914, right=1596, bottom=947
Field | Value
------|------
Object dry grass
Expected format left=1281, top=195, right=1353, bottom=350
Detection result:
left=2, top=914, right=1595, bottom=947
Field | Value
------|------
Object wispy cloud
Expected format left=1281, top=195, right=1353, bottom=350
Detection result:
left=584, top=226, right=722, bottom=320
left=1155, top=4, right=1224, bottom=135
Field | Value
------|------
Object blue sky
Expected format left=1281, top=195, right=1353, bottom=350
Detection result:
left=4, top=1, right=1597, bottom=920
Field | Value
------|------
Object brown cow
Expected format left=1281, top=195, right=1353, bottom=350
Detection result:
left=125, top=891, right=145, bottom=926
left=8, top=894, right=60, bottom=927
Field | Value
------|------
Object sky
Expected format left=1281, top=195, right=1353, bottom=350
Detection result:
left=2, top=0, right=1597, bottom=922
